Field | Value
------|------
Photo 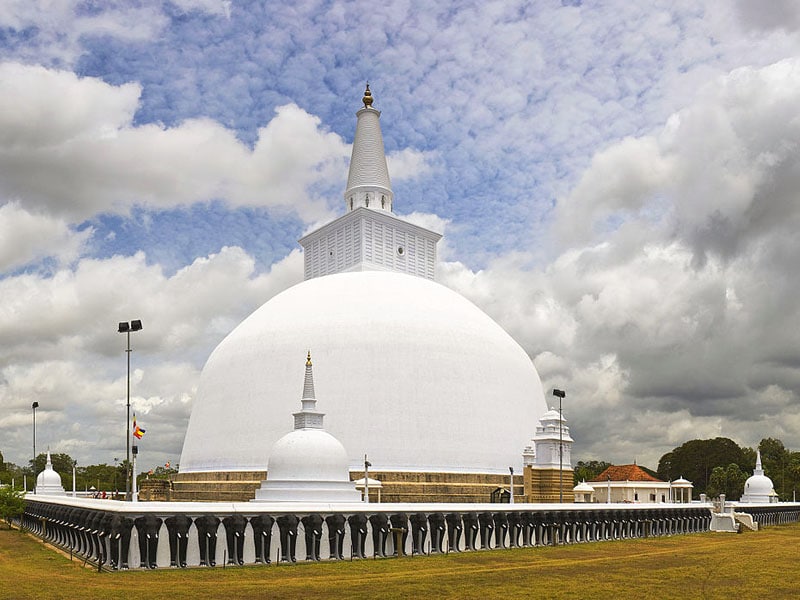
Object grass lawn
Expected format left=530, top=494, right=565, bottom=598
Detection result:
left=2, top=524, right=798, bottom=599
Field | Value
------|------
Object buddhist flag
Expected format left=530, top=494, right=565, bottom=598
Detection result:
left=133, top=414, right=146, bottom=439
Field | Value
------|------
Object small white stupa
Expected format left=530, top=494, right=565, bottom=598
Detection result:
left=252, top=352, right=361, bottom=503
left=740, top=449, right=777, bottom=503
left=35, top=450, right=66, bottom=496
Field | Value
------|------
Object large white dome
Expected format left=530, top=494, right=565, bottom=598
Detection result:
left=180, top=270, right=547, bottom=475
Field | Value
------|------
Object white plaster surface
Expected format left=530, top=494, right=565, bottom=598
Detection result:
left=179, top=270, right=547, bottom=474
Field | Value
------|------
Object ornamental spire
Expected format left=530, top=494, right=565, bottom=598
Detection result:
left=344, top=83, right=393, bottom=213
left=302, top=351, right=315, bottom=403
left=295, top=352, right=324, bottom=429
left=362, top=82, right=373, bottom=108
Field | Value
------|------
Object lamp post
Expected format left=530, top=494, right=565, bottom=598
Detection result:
left=364, top=455, right=371, bottom=503
left=118, top=319, right=142, bottom=501
left=552, top=389, right=566, bottom=503
left=32, top=401, right=39, bottom=493
left=509, top=466, right=514, bottom=504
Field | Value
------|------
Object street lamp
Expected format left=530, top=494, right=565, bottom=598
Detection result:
left=364, top=455, right=371, bottom=503
left=118, top=319, right=142, bottom=501
left=32, top=401, right=39, bottom=493
left=552, top=388, right=566, bottom=503
left=509, top=466, right=514, bottom=505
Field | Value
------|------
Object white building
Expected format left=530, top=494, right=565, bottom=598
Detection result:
left=177, top=85, right=548, bottom=502
left=587, top=464, right=693, bottom=504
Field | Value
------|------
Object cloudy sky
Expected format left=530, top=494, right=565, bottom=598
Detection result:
left=2, top=0, right=800, bottom=474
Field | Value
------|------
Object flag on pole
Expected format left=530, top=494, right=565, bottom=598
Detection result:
left=165, top=461, right=171, bottom=468
left=133, top=414, right=146, bottom=439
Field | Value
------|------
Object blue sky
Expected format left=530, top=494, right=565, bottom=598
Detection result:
left=2, top=0, right=800, bottom=475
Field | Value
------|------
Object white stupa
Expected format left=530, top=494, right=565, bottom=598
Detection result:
left=253, top=352, right=360, bottom=503
left=179, top=85, right=548, bottom=488
left=35, top=451, right=66, bottom=496
left=740, top=450, right=776, bottom=503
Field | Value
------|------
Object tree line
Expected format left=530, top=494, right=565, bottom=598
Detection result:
left=0, top=451, right=177, bottom=493
left=575, top=437, right=800, bottom=501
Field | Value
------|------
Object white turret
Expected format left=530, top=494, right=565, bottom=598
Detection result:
left=529, top=407, right=574, bottom=469
left=299, top=84, right=441, bottom=281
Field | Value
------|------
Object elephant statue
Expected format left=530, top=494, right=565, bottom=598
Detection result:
left=195, top=514, right=221, bottom=567
left=325, top=514, right=346, bottom=560
left=222, top=514, right=247, bottom=565
left=301, top=514, right=324, bottom=561
left=276, top=514, right=299, bottom=563
left=134, top=514, right=163, bottom=569
left=409, top=513, right=428, bottom=556
left=369, top=513, right=389, bottom=557
left=445, top=513, right=463, bottom=552
left=463, top=512, right=479, bottom=551
left=427, top=513, right=446, bottom=554
left=250, top=514, right=274, bottom=564
left=165, top=514, right=192, bottom=568
left=389, top=513, right=408, bottom=557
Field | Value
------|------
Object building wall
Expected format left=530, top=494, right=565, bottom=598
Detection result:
left=171, top=470, right=524, bottom=504
left=524, top=466, right=575, bottom=503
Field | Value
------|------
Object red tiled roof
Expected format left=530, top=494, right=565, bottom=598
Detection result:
left=590, top=464, right=664, bottom=483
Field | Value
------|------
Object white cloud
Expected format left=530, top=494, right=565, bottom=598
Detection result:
left=0, top=63, right=439, bottom=227
left=0, top=246, right=304, bottom=466
left=0, top=201, right=92, bottom=271
left=0, top=1, right=234, bottom=66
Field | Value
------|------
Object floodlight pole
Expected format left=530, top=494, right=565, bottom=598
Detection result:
left=553, top=389, right=566, bottom=503
left=364, top=455, right=371, bottom=504
left=118, top=320, right=142, bottom=502
left=32, top=401, right=39, bottom=493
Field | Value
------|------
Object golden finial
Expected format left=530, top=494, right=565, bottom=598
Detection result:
left=306, top=351, right=312, bottom=366
left=362, top=82, right=373, bottom=108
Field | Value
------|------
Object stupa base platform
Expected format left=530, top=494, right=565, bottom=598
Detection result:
left=168, top=470, right=525, bottom=503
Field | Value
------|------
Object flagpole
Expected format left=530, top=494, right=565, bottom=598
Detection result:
left=132, top=444, right=138, bottom=503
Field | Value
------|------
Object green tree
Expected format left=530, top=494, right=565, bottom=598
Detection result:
left=657, top=438, right=751, bottom=498
left=573, top=460, right=612, bottom=485
left=0, top=486, right=25, bottom=529
left=707, top=463, right=748, bottom=499
left=757, top=438, right=799, bottom=501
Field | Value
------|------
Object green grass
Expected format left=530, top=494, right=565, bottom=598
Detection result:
left=2, top=524, right=798, bottom=599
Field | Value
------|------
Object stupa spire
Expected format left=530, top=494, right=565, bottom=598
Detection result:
left=302, top=351, right=315, bottom=402
left=294, top=352, right=324, bottom=429
left=344, top=83, right=393, bottom=213
left=754, top=449, right=763, bottom=475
